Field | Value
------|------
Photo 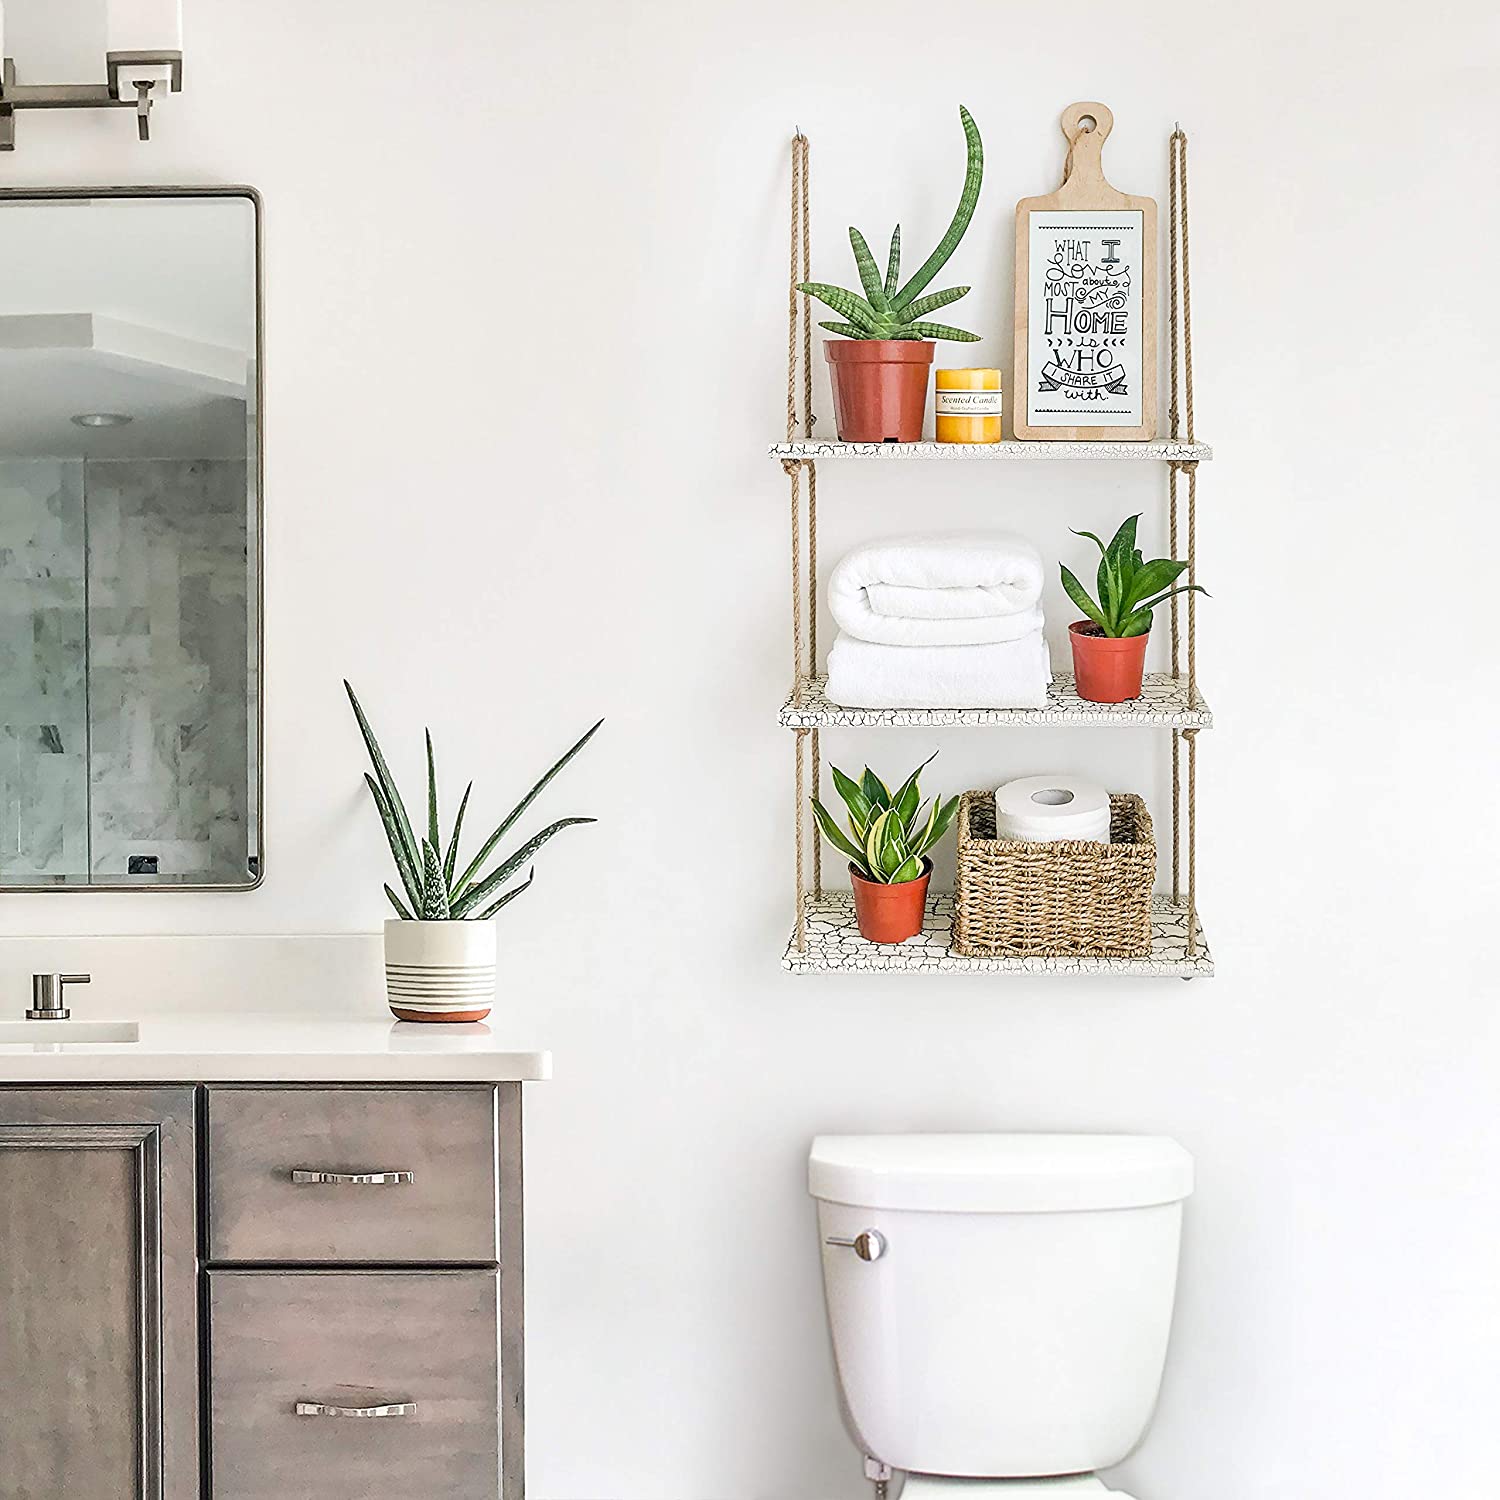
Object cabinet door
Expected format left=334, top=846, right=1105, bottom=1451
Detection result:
left=0, top=1087, right=198, bottom=1500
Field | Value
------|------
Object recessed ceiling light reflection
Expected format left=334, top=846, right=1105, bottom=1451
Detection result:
left=70, top=412, right=134, bottom=428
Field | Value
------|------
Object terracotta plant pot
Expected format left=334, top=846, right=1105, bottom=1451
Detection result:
left=849, top=858, right=932, bottom=944
left=826, top=339, right=935, bottom=443
left=384, top=918, right=496, bottom=1022
left=1069, top=620, right=1149, bottom=703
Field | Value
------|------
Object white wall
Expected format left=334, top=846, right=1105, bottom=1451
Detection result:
left=3, top=2, right=1498, bottom=1496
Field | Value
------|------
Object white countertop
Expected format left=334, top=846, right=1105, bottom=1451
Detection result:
left=0, top=1013, right=551, bottom=1083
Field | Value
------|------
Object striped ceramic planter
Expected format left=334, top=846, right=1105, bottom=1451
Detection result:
left=384, top=919, right=496, bottom=1023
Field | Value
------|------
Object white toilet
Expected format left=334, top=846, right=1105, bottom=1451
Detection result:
left=809, top=1134, right=1194, bottom=1500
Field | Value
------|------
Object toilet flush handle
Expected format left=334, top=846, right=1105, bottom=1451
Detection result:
left=825, top=1229, right=887, bottom=1262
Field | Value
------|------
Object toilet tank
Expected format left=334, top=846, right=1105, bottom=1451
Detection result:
left=809, top=1134, right=1193, bottom=1479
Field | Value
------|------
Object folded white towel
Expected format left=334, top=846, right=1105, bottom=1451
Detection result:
left=829, top=532, right=1046, bottom=647
left=825, top=631, right=1053, bottom=710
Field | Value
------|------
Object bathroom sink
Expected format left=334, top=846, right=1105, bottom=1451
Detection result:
left=0, top=1019, right=140, bottom=1044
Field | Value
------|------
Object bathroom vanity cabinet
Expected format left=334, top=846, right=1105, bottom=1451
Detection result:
left=0, top=1024, right=547, bottom=1500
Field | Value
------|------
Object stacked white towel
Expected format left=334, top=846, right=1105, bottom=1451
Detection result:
left=825, top=533, right=1053, bottom=709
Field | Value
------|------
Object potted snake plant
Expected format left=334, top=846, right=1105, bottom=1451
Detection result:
left=1060, top=515, right=1210, bottom=702
left=812, top=753, right=959, bottom=943
left=346, top=682, right=600, bottom=1021
left=798, top=105, right=984, bottom=443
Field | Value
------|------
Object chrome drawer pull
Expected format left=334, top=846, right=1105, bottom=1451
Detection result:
left=295, top=1400, right=416, bottom=1419
left=290, top=1169, right=415, bottom=1185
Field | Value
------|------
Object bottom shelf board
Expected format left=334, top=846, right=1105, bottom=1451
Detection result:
left=784, top=893, right=1213, bottom=978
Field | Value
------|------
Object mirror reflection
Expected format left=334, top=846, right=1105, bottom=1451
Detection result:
left=0, top=191, right=260, bottom=887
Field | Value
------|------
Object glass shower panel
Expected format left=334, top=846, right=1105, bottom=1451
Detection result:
left=0, top=461, right=89, bottom=878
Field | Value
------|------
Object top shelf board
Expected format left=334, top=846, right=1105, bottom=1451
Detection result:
left=769, top=437, right=1212, bottom=463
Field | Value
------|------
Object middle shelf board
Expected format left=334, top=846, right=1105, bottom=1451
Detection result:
left=781, top=674, right=1213, bottom=730
left=769, top=436, right=1213, bottom=463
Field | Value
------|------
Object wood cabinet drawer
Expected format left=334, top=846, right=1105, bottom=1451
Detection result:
left=207, top=1087, right=498, bottom=1263
left=209, top=1269, right=499, bottom=1500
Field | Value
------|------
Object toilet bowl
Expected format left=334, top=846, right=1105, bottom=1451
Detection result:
left=809, top=1134, right=1193, bottom=1497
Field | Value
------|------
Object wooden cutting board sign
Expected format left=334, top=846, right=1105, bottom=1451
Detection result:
left=1013, top=102, right=1157, bottom=441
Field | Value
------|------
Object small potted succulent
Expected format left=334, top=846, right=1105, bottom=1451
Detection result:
left=798, top=105, right=983, bottom=443
left=346, top=682, right=600, bottom=1021
left=811, top=753, right=958, bottom=943
left=1060, top=516, right=1209, bottom=703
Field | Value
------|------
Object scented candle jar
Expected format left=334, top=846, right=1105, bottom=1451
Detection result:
left=935, top=368, right=1003, bottom=443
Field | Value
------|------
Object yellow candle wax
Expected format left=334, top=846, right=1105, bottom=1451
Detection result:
left=935, top=367, right=1003, bottom=443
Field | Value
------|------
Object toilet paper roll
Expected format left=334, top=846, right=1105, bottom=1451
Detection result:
left=993, top=773, right=1111, bottom=843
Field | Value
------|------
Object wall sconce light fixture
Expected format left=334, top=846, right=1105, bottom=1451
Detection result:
left=0, top=0, right=183, bottom=151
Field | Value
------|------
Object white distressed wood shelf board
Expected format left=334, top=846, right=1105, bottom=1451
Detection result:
left=768, top=437, right=1212, bottom=462
left=784, top=893, right=1213, bottom=978
left=781, top=674, right=1212, bottom=730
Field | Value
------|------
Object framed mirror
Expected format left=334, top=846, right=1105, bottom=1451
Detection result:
left=0, top=187, right=262, bottom=888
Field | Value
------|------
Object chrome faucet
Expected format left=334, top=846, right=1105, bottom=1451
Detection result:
left=27, top=972, right=90, bottom=1021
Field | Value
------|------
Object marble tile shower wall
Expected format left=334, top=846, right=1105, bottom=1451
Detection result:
left=0, top=459, right=251, bottom=884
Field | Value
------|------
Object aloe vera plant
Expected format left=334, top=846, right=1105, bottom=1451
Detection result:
left=812, top=753, right=959, bottom=884
left=1060, top=515, right=1210, bottom=638
left=797, top=105, right=984, bottom=343
left=345, top=681, right=600, bottom=920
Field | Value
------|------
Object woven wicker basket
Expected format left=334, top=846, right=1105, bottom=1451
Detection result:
left=952, top=790, right=1155, bottom=959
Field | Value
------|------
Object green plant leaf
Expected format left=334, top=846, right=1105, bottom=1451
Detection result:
left=449, top=817, right=596, bottom=919
left=1071, top=528, right=1109, bottom=556
left=364, top=773, right=423, bottom=910
left=1119, top=608, right=1154, bottom=637
left=383, top=883, right=413, bottom=920
left=452, top=719, right=603, bottom=899
left=1133, top=583, right=1212, bottom=616
left=900, top=286, right=971, bottom=321
left=830, top=764, right=874, bottom=830
left=1060, top=564, right=1110, bottom=633
left=848, top=227, right=890, bottom=311
left=1119, top=557, right=1187, bottom=614
left=443, top=780, right=472, bottom=888
left=796, top=282, right=881, bottom=335
left=864, top=809, right=892, bottom=882
left=884, top=225, right=902, bottom=297
left=476, top=867, right=535, bottom=920
left=425, top=729, right=440, bottom=855
left=927, top=794, right=960, bottom=851
left=345, top=681, right=420, bottom=877
left=891, top=855, right=923, bottom=884
left=818, top=321, right=867, bottom=338
left=887, top=750, right=938, bottom=833
left=900, top=320, right=980, bottom=341
left=419, top=840, right=451, bottom=919
left=860, top=768, right=892, bottom=810
left=812, top=798, right=868, bottom=871
left=893, top=105, right=983, bottom=309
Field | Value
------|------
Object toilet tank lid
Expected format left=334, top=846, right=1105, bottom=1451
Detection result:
left=808, top=1134, right=1194, bottom=1213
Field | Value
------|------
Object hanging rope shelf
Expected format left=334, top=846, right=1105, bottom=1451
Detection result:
left=775, top=127, right=1214, bottom=980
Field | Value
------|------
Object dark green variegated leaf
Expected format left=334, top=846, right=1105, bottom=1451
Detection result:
left=891, top=855, right=923, bottom=884
left=818, top=321, right=867, bottom=338
left=1120, top=558, right=1187, bottom=614
left=345, top=681, right=420, bottom=875
left=797, top=282, right=881, bottom=335
left=453, top=719, right=603, bottom=899
left=364, top=773, right=423, bottom=909
left=901, top=286, right=970, bottom=321
left=449, top=817, right=595, bottom=919
left=1060, top=564, right=1109, bottom=633
left=831, top=765, right=873, bottom=830
left=884, top=225, right=902, bottom=297
left=383, top=884, right=413, bottom=920
left=812, top=798, right=867, bottom=871
left=425, top=729, right=440, bottom=855
left=419, top=841, right=450, bottom=919
left=848, top=227, right=889, bottom=311
left=892, top=105, right=983, bottom=309
left=861, top=768, right=891, bottom=810
left=444, top=781, right=472, bottom=888
left=900, top=320, right=980, bottom=341
left=476, top=868, right=535, bottom=920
